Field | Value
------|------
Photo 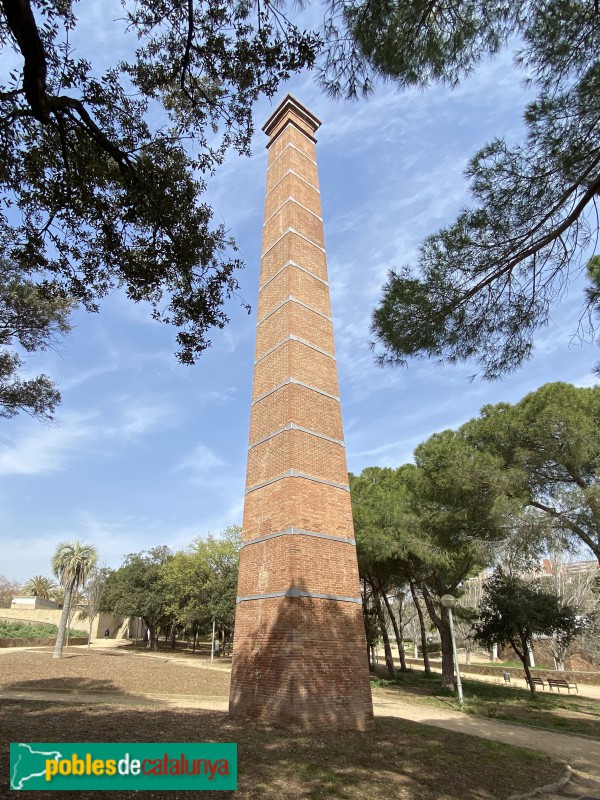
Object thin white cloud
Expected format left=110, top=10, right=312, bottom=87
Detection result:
left=105, top=399, right=175, bottom=440
left=0, top=412, right=99, bottom=476
left=172, top=443, right=226, bottom=479
left=0, top=398, right=177, bottom=477
left=572, top=372, right=599, bottom=388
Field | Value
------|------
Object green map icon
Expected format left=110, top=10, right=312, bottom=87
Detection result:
left=11, top=743, right=63, bottom=790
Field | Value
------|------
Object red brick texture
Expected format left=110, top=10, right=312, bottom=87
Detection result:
left=229, top=95, right=373, bottom=730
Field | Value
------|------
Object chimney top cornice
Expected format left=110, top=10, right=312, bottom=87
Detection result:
left=263, top=95, right=321, bottom=145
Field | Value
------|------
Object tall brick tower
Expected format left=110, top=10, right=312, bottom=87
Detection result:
left=229, top=96, right=373, bottom=730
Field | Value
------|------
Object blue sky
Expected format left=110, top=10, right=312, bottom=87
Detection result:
left=1, top=5, right=597, bottom=583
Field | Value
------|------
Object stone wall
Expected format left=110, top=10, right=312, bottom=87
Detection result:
left=0, top=637, right=88, bottom=648
left=0, top=609, right=127, bottom=637
left=0, top=608, right=64, bottom=625
left=402, top=656, right=600, bottom=685
left=11, top=596, right=60, bottom=610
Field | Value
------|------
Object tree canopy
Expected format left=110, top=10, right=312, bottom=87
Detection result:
left=21, top=574, right=58, bottom=598
left=101, top=545, right=173, bottom=649
left=5, top=2, right=599, bottom=406
left=51, top=539, right=98, bottom=658
left=162, top=525, right=241, bottom=635
left=0, top=257, right=71, bottom=420
left=0, top=574, right=21, bottom=608
left=473, top=569, right=582, bottom=693
left=0, top=0, right=320, bottom=418
left=335, top=0, right=600, bottom=379
left=464, top=382, right=600, bottom=562
left=101, top=528, right=241, bottom=649
left=351, top=442, right=508, bottom=687
left=588, top=255, right=600, bottom=374
left=349, top=380, right=600, bottom=685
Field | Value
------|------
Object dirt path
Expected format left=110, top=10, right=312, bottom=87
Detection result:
left=2, top=647, right=598, bottom=798
left=371, top=694, right=600, bottom=798
left=1, top=684, right=597, bottom=796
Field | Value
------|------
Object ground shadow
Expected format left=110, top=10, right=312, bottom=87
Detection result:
left=0, top=677, right=164, bottom=706
left=0, top=699, right=566, bottom=800
left=1, top=677, right=164, bottom=708
left=4, top=677, right=128, bottom=694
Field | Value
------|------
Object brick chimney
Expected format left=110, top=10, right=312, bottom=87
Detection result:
left=228, top=95, right=373, bottom=730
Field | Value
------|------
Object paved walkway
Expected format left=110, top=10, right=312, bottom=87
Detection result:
left=452, top=666, right=600, bottom=702
left=374, top=654, right=600, bottom=701
left=371, top=694, right=600, bottom=799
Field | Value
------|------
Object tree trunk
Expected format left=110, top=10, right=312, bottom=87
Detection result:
left=409, top=579, right=431, bottom=674
left=361, top=577, right=374, bottom=669
left=551, top=635, right=566, bottom=671
left=382, top=591, right=407, bottom=671
left=513, top=636, right=536, bottom=696
left=439, top=609, right=455, bottom=691
left=53, top=579, right=75, bottom=659
left=87, top=616, right=93, bottom=651
left=491, top=643, right=497, bottom=662
left=527, top=640, right=536, bottom=667
left=420, top=584, right=454, bottom=689
left=66, top=602, right=78, bottom=650
left=192, top=623, right=198, bottom=653
left=170, top=622, right=176, bottom=649
left=370, top=579, right=395, bottom=678
left=147, top=624, right=158, bottom=650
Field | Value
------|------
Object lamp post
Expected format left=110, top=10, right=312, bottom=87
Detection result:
left=440, top=594, right=464, bottom=706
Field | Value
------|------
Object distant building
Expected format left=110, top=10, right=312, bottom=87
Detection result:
left=10, top=596, right=60, bottom=610
left=541, top=559, right=598, bottom=577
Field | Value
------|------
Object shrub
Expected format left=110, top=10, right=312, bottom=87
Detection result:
left=0, top=621, right=87, bottom=639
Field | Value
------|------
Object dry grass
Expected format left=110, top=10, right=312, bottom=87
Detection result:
left=371, top=671, right=600, bottom=738
left=0, top=648, right=566, bottom=799
left=0, top=647, right=231, bottom=698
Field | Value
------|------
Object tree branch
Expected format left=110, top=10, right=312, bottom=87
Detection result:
left=529, top=499, right=598, bottom=556
left=1, top=0, right=49, bottom=122
left=180, top=0, right=194, bottom=92
left=456, top=170, right=600, bottom=310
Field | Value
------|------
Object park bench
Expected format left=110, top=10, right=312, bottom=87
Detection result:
left=524, top=676, right=546, bottom=690
left=547, top=677, right=578, bottom=694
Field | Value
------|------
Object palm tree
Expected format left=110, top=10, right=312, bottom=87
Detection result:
left=51, top=541, right=98, bottom=659
left=22, top=575, right=57, bottom=599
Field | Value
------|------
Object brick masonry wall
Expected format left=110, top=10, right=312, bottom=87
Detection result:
left=246, top=429, right=348, bottom=487
left=265, top=173, right=322, bottom=221
left=252, top=340, right=339, bottom=398
left=266, top=147, right=319, bottom=190
left=260, top=234, right=328, bottom=284
left=229, top=96, right=373, bottom=730
left=230, top=596, right=372, bottom=730
left=249, top=383, right=343, bottom=443
left=254, top=302, right=335, bottom=359
left=264, top=201, right=324, bottom=250
left=242, top=477, right=355, bottom=538
left=258, top=266, right=331, bottom=319
left=236, top=535, right=361, bottom=598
